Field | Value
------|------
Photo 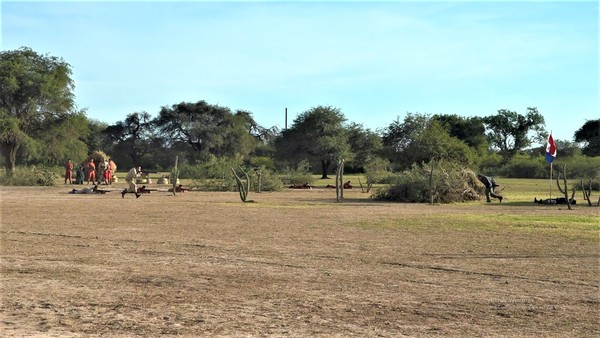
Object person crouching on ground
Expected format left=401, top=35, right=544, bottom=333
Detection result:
left=122, top=165, right=142, bottom=198
left=477, top=174, right=503, bottom=203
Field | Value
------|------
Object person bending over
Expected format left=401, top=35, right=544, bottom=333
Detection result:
left=477, top=174, right=503, bottom=203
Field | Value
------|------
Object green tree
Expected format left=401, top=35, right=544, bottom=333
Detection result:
left=274, top=106, right=350, bottom=179
left=86, top=119, right=111, bottom=157
left=103, top=112, right=154, bottom=169
left=382, top=114, right=477, bottom=170
left=37, top=112, right=90, bottom=165
left=574, top=119, right=600, bottom=157
left=0, top=47, right=76, bottom=175
left=483, top=107, right=546, bottom=161
left=381, top=113, right=428, bottom=169
left=155, top=101, right=258, bottom=162
left=345, top=122, right=383, bottom=173
left=431, top=114, right=487, bottom=151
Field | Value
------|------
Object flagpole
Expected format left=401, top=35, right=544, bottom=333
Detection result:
left=549, top=162, right=553, bottom=199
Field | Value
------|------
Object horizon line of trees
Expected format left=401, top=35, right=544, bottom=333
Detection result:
left=2, top=47, right=599, bottom=181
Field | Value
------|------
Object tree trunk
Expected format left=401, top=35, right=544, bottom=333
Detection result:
left=320, top=159, right=330, bottom=179
left=1, top=142, right=18, bottom=176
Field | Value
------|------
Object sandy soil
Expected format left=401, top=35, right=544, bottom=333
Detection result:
left=0, top=185, right=598, bottom=337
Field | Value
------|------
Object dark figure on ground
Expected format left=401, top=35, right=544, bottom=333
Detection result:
left=477, top=174, right=503, bottom=203
left=137, top=185, right=153, bottom=194
left=168, top=184, right=190, bottom=193
left=289, top=183, right=313, bottom=189
left=70, top=185, right=109, bottom=194
left=534, top=197, right=576, bottom=205
left=343, top=181, right=353, bottom=189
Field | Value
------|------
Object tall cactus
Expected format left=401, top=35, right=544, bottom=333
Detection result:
left=581, top=178, right=600, bottom=207
left=232, top=167, right=250, bottom=202
left=171, top=156, right=179, bottom=196
left=335, top=159, right=344, bottom=202
left=555, top=164, right=575, bottom=210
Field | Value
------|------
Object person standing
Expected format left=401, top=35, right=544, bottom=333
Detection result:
left=103, top=159, right=112, bottom=185
left=108, top=158, right=117, bottom=184
left=477, top=174, right=503, bottom=203
left=97, top=159, right=107, bottom=185
left=64, top=159, right=74, bottom=184
left=122, top=165, right=142, bottom=198
left=86, top=159, right=96, bottom=185
left=75, top=164, right=85, bottom=184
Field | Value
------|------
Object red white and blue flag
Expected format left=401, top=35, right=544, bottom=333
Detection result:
left=545, top=133, right=557, bottom=163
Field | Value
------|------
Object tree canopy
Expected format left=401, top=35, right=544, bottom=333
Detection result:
left=574, top=119, right=600, bottom=157
left=0, top=47, right=79, bottom=174
left=483, top=107, right=546, bottom=161
left=275, top=106, right=350, bottom=178
left=382, top=113, right=477, bottom=170
left=155, top=101, right=259, bottom=162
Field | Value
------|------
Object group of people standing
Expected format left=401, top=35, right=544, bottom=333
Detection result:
left=64, top=158, right=117, bottom=185
left=65, top=158, right=143, bottom=199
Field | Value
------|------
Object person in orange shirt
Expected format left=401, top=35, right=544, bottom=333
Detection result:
left=108, top=158, right=117, bottom=184
left=64, top=159, right=74, bottom=184
left=103, top=159, right=112, bottom=185
left=86, top=159, right=96, bottom=185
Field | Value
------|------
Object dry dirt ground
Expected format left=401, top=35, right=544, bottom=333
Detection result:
left=0, top=185, right=598, bottom=337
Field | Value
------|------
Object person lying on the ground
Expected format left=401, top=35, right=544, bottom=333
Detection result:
left=69, top=185, right=109, bottom=194
left=168, top=184, right=190, bottom=193
left=137, top=185, right=154, bottom=194
left=289, top=183, right=313, bottom=189
left=534, top=197, right=576, bottom=205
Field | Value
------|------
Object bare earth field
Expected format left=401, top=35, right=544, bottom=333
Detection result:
left=1, top=184, right=598, bottom=337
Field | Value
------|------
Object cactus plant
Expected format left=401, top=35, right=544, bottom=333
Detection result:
left=581, top=178, right=600, bottom=206
left=232, top=167, right=250, bottom=202
left=171, top=156, right=179, bottom=196
left=555, top=164, right=575, bottom=210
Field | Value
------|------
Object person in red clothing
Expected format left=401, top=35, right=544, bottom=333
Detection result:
left=108, top=158, right=117, bottom=184
left=64, top=159, right=74, bottom=184
left=86, top=159, right=96, bottom=185
left=102, top=159, right=112, bottom=185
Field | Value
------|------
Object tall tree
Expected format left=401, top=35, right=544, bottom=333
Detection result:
left=0, top=47, right=76, bottom=175
left=37, top=112, right=90, bottom=165
left=483, top=107, right=546, bottom=161
left=431, top=114, right=487, bottom=150
left=381, top=113, right=428, bottom=169
left=274, top=106, right=350, bottom=178
left=382, top=113, right=477, bottom=170
left=103, top=112, right=154, bottom=168
left=574, top=119, right=600, bottom=157
left=345, top=122, right=383, bottom=173
left=86, top=119, right=111, bottom=157
left=155, top=101, right=258, bottom=161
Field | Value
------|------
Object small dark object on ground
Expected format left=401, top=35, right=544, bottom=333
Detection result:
left=534, top=197, right=576, bottom=205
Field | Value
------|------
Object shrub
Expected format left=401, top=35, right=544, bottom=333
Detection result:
left=372, top=162, right=482, bottom=203
left=279, top=159, right=315, bottom=185
left=0, top=166, right=58, bottom=186
left=498, top=154, right=547, bottom=178
left=252, top=166, right=283, bottom=192
left=560, top=156, right=600, bottom=180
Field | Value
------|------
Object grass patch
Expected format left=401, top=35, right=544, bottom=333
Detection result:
left=348, top=213, right=599, bottom=241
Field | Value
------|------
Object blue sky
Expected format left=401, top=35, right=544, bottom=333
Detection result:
left=2, top=1, right=598, bottom=144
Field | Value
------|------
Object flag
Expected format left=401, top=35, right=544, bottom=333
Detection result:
left=545, top=133, right=557, bottom=163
